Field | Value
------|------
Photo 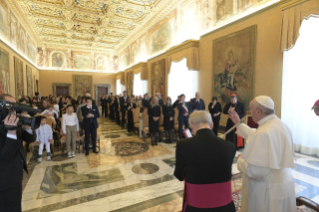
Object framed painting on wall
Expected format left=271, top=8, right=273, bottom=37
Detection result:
left=14, top=56, right=24, bottom=100
left=0, top=47, right=10, bottom=94
left=26, top=65, right=33, bottom=97
left=73, top=75, right=92, bottom=98
left=151, top=59, right=165, bottom=99
left=0, top=0, right=8, bottom=41
left=72, top=52, right=91, bottom=70
left=126, top=71, right=133, bottom=97
left=213, top=25, right=256, bottom=110
left=149, top=12, right=175, bottom=56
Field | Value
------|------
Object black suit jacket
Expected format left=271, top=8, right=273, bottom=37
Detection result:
left=174, top=129, right=236, bottom=184
left=0, top=130, right=36, bottom=191
left=142, top=98, right=150, bottom=108
left=119, top=96, right=129, bottom=112
left=190, top=98, right=205, bottom=111
left=81, top=105, right=100, bottom=130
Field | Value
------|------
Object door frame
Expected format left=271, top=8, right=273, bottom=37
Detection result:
left=53, top=83, right=72, bottom=97
left=94, top=84, right=111, bottom=106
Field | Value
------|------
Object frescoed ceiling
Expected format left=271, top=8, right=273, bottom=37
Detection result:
left=10, top=0, right=163, bottom=52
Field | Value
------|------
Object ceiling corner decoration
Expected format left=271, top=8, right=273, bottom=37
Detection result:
left=11, top=0, right=164, bottom=52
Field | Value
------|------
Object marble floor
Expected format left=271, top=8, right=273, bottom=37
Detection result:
left=21, top=118, right=319, bottom=212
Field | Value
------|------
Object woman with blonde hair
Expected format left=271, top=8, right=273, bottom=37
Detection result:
left=163, top=97, right=175, bottom=143
left=148, top=97, right=161, bottom=146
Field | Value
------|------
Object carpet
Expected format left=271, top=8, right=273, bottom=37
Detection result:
left=232, top=190, right=316, bottom=212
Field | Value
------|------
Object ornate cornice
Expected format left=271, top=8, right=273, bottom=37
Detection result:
left=279, top=0, right=309, bottom=10
left=166, top=40, right=199, bottom=56
left=131, top=61, right=147, bottom=69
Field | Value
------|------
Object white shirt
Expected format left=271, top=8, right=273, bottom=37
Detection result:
left=36, top=124, right=53, bottom=143
left=62, top=113, right=79, bottom=134
left=53, top=104, right=59, bottom=114
left=236, top=114, right=296, bottom=212
left=41, top=109, right=58, bottom=118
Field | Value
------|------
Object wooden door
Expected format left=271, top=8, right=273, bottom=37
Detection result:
left=97, top=87, right=108, bottom=106
left=56, top=86, right=69, bottom=96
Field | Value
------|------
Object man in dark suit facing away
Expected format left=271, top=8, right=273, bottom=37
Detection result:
left=81, top=97, right=100, bottom=155
left=174, top=110, right=236, bottom=212
left=0, top=94, right=37, bottom=212
left=119, top=91, right=129, bottom=129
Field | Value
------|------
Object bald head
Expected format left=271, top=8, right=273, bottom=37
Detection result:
left=195, top=92, right=200, bottom=99
left=189, top=111, right=213, bottom=135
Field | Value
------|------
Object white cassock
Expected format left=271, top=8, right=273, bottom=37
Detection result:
left=236, top=114, right=296, bottom=212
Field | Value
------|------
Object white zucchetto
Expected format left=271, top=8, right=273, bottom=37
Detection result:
left=255, top=95, right=274, bottom=110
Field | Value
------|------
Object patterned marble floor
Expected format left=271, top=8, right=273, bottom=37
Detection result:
left=21, top=118, right=319, bottom=212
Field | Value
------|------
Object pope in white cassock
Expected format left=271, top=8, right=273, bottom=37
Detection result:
left=228, top=95, right=296, bottom=212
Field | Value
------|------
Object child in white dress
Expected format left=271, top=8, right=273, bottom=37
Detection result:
left=36, top=116, right=53, bottom=163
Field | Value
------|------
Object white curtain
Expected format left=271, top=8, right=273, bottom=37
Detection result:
left=282, top=17, right=319, bottom=156
left=133, top=72, right=148, bottom=96
left=116, top=79, right=125, bottom=95
left=168, top=58, right=198, bottom=102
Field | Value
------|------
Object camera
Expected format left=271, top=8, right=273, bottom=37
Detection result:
left=0, top=101, right=42, bottom=130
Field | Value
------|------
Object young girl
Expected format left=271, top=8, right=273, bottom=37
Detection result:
left=36, top=116, right=53, bottom=163
left=127, top=98, right=136, bottom=133
left=40, top=104, right=58, bottom=129
left=163, top=97, right=175, bottom=143
left=139, top=107, right=145, bottom=138
left=62, top=104, right=79, bottom=158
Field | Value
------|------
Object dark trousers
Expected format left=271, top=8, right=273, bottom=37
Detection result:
left=127, top=112, right=134, bottom=132
left=213, top=118, right=220, bottom=136
left=121, top=110, right=126, bottom=127
left=178, top=117, right=189, bottom=139
left=0, top=185, right=22, bottom=212
left=84, top=123, right=97, bottom=153
left=101, top=106, right=105, bottom=117
left=105, top=106, right=108, bottom=118
left=110, top=110, right=114, bottom=121
left=116, top=110, right=120, bottom=125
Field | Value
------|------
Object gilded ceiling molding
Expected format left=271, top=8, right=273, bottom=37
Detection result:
left=279, top=0, right=310, bottom=10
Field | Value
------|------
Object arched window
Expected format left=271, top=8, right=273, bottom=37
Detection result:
left=133, top=72, right=148, bottom=97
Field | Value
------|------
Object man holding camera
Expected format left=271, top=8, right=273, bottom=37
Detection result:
left=0, top=94, right=36, bottom=212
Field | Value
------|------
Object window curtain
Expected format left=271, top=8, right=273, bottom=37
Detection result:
left=168, top=58, right=198, bottom=102
left=133, top=72, right=148, bottom=97
left=116, top=79, right=125, bottom=95
left=166, top=40, right=199, bottom=74
left=281, top=17, right=319, bottom=156
left=280, top=0, right=319, bottom=52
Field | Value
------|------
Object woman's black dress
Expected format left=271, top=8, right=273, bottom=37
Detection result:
left=127, top=103, right=136, bottom=132
left=163, top=105, right=174, bottom=131
left=208, top=102, right=222, bottom=136
left=148, top=105, right=161, bottom=134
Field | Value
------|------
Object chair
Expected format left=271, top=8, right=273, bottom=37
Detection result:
left=246, top=114, right=258, bottom=128
left=297, top=196, right=319, bottom=211
left=133, top=107, right=140, bottom=134
left=60, top=133, right=84, bottom=154
left=159, top=107, right=165, bottom=140
left=142, top=108, right=149, bottom=142
left=173, top=108, right=180, bottom=140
